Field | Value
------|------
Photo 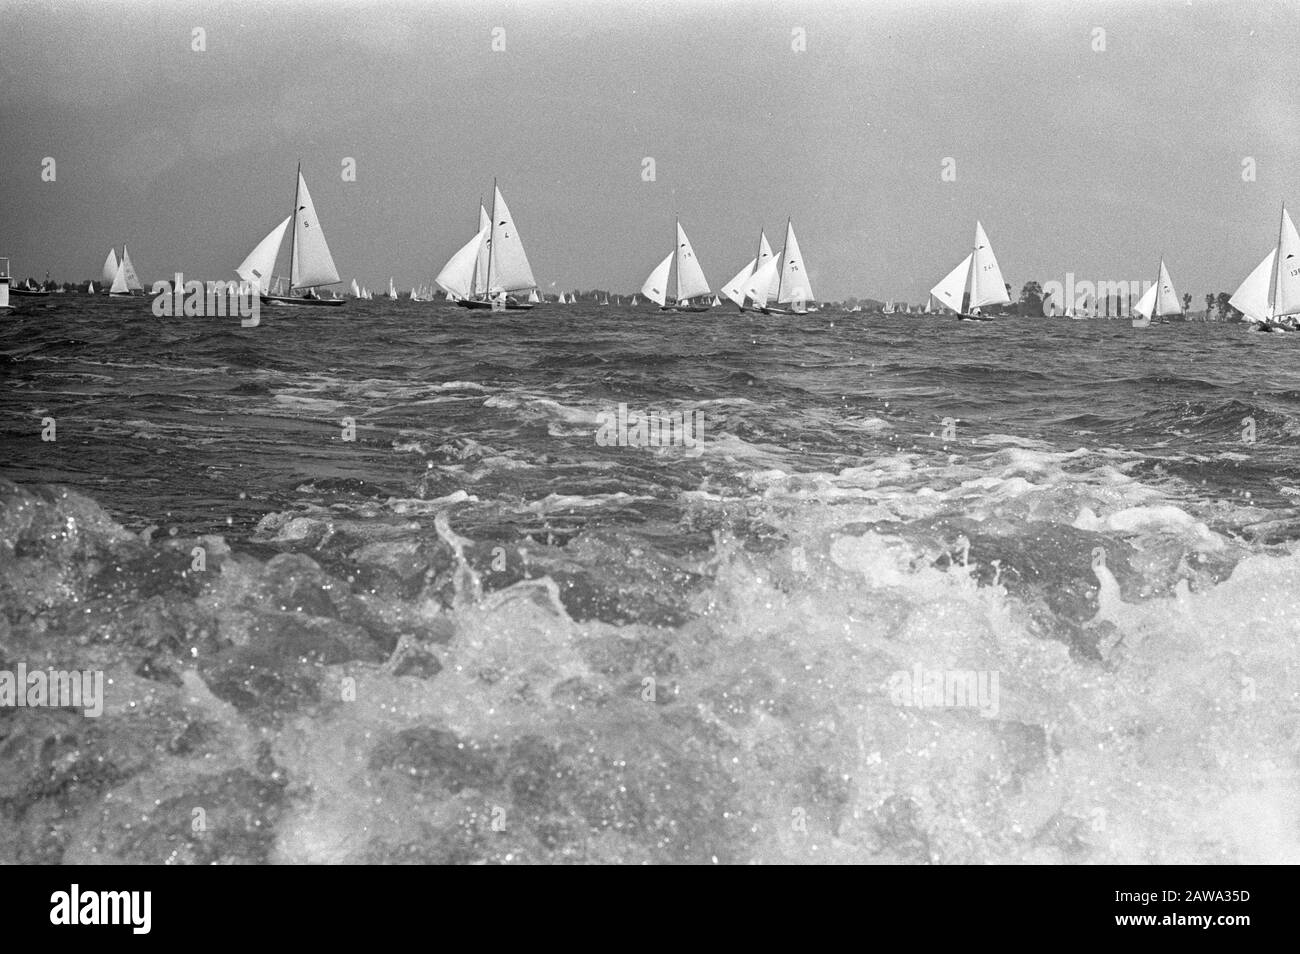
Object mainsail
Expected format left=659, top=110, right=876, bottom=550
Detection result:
left=486, top=186, right=537, bottom=295
left=673, top=221, right=710, bottom=303
left=776, top=220, right=814, bottom=305
left=118, top=246, right=143, bottom=291
left=290, top=171, right=340, bottom=290
left=236, top=217, right=291, bottom=294
left=968, top=221, right=1009, bottom=309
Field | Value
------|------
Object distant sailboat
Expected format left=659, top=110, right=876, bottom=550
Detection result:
left=1131, top=259, right=1183, bottom=328
left=108, top=245, right=144, bottom=297
left=350, top=279, right=361, bottom=298
left=87, top=281, right=95, bottom=295
left=528, top=288, right=541, bottom=304
left=600, top=293, right=609, bottom=305
left=1231, top=204, right=1300, bottom=333
left=930, top=221, right=1010, bottom=321
left=644, top=220, right=712, bottom=312
left=387, top=278, right=398, bottom=300
left=250, top=164, right=344, bottom=307
left=631, top=294, right=639, bottom=306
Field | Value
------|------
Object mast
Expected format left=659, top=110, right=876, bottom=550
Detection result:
left=775, top=216, right=790, bottom=303
left=473, top=194, right=482, bottom=297
left=486, top=180, right=497, bottom=300
left=1274, top=201, right=1284, bottom=321
left=674, top=215, right=681, bottom=304
left=962, top=235, right=978, bottom=314
left=288, top=161, right=301, bottom=294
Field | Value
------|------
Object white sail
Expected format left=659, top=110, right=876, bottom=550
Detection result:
left=410, top=288, right=418, bottom=300
left=101, top=249, right=119, bottom=286
left=711, top=294, right=720, bottom=306
left=528, top=288, right=540, bottom=303
left=109, top=260, right=129, bottom=294
left=118, top=245, right=143, bottom=291
left=236, top=217, right=291, bottom=295
left=1269, top=207, right=1300, bottom=317
left=87, top=282, right=95, bottom=295
left=1230, top=249, right=1276, bottom=323
left=486, top=186, right=537, bottom=294
left=968, top=221, right=1009, bottom=308
left=1131, top=282, right=1157, bottom=324
left=930, top=253, right=972, bottom=313
left=290, top=172, right=340, bottom=290
left=445, top=289, right=455, bottom=301
left=631, top=294, right=639, bottom=306
left=776, top=221, right=814, bottom=304
left=742, top=255, right=781, bottom=309
left=1154, top=260, right=1182, bottom=317
left=641, top=252, right=674, bottom=306
left=350, top=279, right=360, bottom=297
left=436, top=225, right=490, bottom=299
left=673, top=222, right=710, bottom=303
left=722, top=258, right=756, bottom=307
left=388, top=278, right=397, bottom=299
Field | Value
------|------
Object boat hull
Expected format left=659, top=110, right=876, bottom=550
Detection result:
left=261, top=295, right=345, bottom=308
left=660, top=304, right=711, bottom=313
left=8, top=287, right=51, bottom=297
left=956, top=313, right=996, bottom=322
left=457, top=297, right=534, bottom=310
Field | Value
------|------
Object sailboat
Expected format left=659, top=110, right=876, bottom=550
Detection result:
left=0, top=258, right=10, bottom=311
left=387, top=278, right=398, bottom=300
left=528, top=289, right=541, bottom=304
left=756, top=220, right=816, bottom=315
left=600, top=293, right=609, bottom=305
left=643, top=220, right=712, bottom=312
left=1231, top=204, right=1300, bottom=333
left=87, top=282, right=95, bottom=295
left=244, top=164, right=344, bottom=307
left=107, top=246, right=144, bottom=297
left=930, top=221, right=1010, bottom=321
left=456, top=183, right=538, bottom=310
left=1131, top=259, right=1183, bottom=328
left=350, top=279, right=361, bottom=298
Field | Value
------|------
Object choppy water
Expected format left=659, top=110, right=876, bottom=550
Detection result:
left=2, top=296, right=1299, bottom=863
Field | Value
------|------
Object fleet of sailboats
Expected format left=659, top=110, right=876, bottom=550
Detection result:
left=26, top=193, right=1296, bottom=332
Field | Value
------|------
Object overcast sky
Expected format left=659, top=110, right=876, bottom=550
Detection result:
left=2, top=0, right=1297, bottom=300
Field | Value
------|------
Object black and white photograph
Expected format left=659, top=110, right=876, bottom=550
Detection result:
left=0, top=0, right=1295, bottom=894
